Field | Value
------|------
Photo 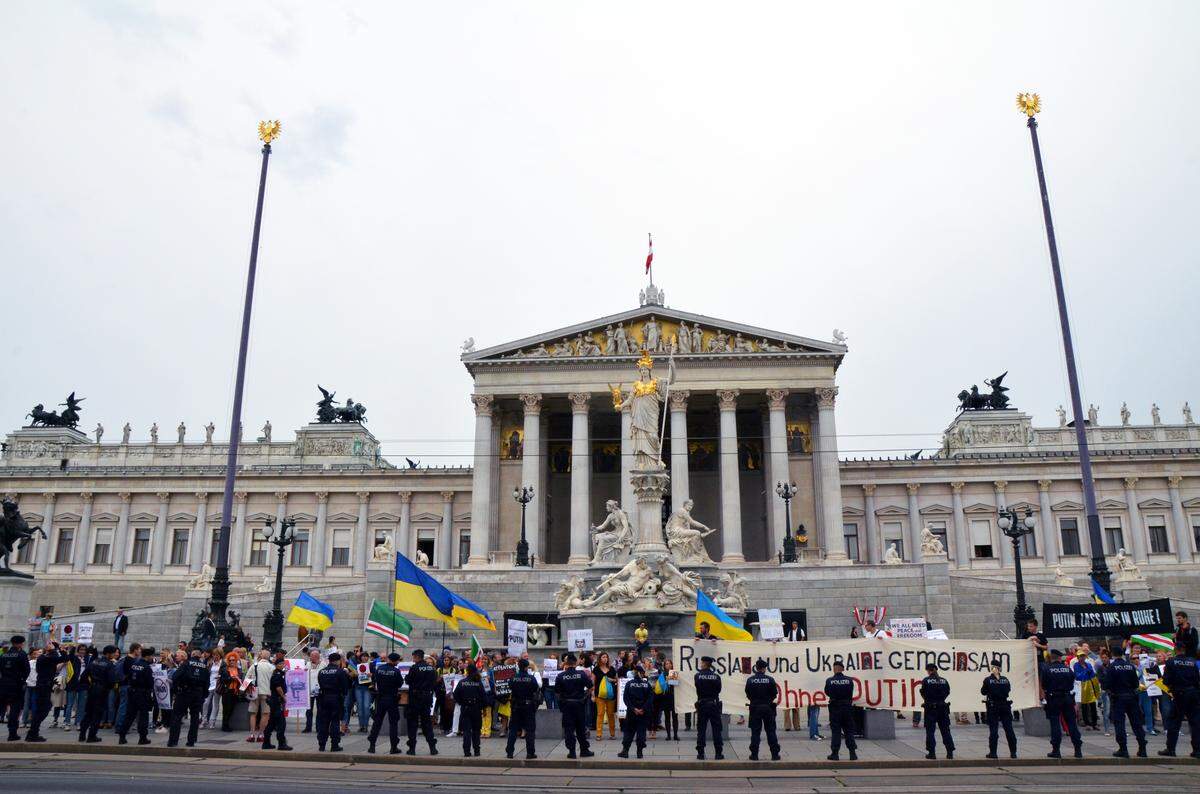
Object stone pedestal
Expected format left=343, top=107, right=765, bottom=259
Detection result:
left=1021, top=706, right=1051, bottom=737
left=0, top=577, right=35, bottom=640
left=1114, top=577, right=1151, bottom=602
left=293, top=423, right=381, bottom=466
left=943, top=410, right=1033, bottom=456
left=630, top=464, right=670, bottom=556
left=1, top=426, right=90, bottom=465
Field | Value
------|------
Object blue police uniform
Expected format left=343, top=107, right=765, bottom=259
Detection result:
left=167, top=655, right=210, bottom=747
left=316, top=664, right=349, bottom=751
left=0, top=645, right=30, bottom=741
left=454, top=676, right=486, bottom=756
left=1042, top=658, right=1086, bottom=757
left=920, top=672, right=955, bottom=758
left=694, top=666, right=724, bottom=760
left=823, top=671, right=857, bottom=759
left=505, top=669, right=541, bottom=759
left=117, top=656, right=153, bottom=744
left=620, top=675, right=654, bottom=758
left=404, top=659, right=439, bottom=754
left=745, top=670, right=781, bottom=760
left=1161, top=654, right=1200, bottom=757
left=367, top=662, right=404, bottom=753
left=78, top=655, right=115, bottom=742
left=553, top=665, right=593, bottom=758
left=980, top=673, right=1017, bottom=758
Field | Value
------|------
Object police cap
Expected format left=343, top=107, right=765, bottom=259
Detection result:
left=9, top=635, right=24, bottom=646
left=925, top=662, right=937, bottom=672
left=754, top=658, right=767, bottom=672
left=387, top=652, right=401, bottom=662
left=328, top=652, right=342, bottom=662
left=563, top=652, right=577, bottom=664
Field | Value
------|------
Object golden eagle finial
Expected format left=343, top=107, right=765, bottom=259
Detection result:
left=1015, top=93, right=1041, bottom=118
left=636, top=349, right=654, bottom=369
left=258, top=120, right=282, bottom=144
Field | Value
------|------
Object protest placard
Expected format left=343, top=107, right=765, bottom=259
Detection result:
left=758, top=608, right=784, bottom=640
left=566, top=629, right=593, bottom=651
left=77, top=623, right=94, bottom=643
left=1041, top=598, right=1173, bottom=637
left=285, top=667, right=308, bottom=712
left=492, top=663, right=518, bottom=697
left=507, top=619, right=528, bottom=657
left=889, top=618, right=929, bottom=639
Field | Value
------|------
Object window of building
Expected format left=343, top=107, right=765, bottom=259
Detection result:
left=416, top=534, right=436, bottom=567
left=882, top=521, right=904, bottom=561
left=209, top=527, right=222, bottom=565
left=926, top=520, right=948, bottom=552
left=249, top=530, right=268, bottom=567
left=54, top=528, right=74, bottom=565
left=330, top=529, right=351, bottom=567
left=92, top=528, right=113, bottom=565
left=1146, top=516, right=1170, bottom=554
left=843, top=522, right=860, bottom=562
left=969, top=519, right=993, bottom=559
left=16, top=535, right=35, bottom=564
left=1192, top=514, right=1200, bottom=553
left=1102, top=516, right=1124, bottom=555
left=290, top=528, right=310, bottom=567
left=458, top=531, right=471, bottom=568
left=1059, top=517, right=1082, bottom=556
left=169, top=528, right=190, bottom=566
left=78, top=606, right=95, bottom=614
left=130, top=527, right=151, bottom=565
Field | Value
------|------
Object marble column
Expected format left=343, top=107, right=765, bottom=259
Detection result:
left=994, top=481, right=1012, bottom=566
left=717, top=389, right=744, bottom=563
left=862, top=484, right=880, bottom=565
left=354, top=491, right=370, bottom=575
left=34, top=493, right=56, bottom=572
left=766, top=389, right=790, bottom=555
left=520, top=394, right=543, bottom=561
left=398, top=491, right=412, bottom=558
left=112, top=492, right=132, bottom=574
left=568, top=392, right=592, bottom=564
left=1124, top=477, right=1148, bottom=563
left=440, top=491, right=455, bottom=568
left=309, top=492, right=329, bottom=576
left=669, top=390, right=691, bottom=511
left=274, top=492, right=288, bottom=572
left=906, top=483, right=921, bottom=563
left=190, top=492, right=209, bottom=573
left=1167, top=476, right=1193, bottom=563
left=72, top=492, right=94, bottom=573
left=951, top=482, right=969, bottom=568
left=230, top=491, right=249, bottom=574
left=467, top=395, right=495, bottom=567
left=150, top=492, right=170, bottom=575
left=1037, top=480, right=1058, bottom=565
left=620, top=403, right=636, bottom=537
left=816, top=388, right=848, bottom=563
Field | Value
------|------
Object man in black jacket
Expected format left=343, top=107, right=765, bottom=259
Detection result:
left=316, top=653, right=349, bottom=752
left=454, top=666, right=486, bottom=757
left=113, top=611, right=129, bottom=653
left=79, top=645, right=117, bottom=743
left=368, top=652, right=404, bottom=754
left=1175, top=612, right=1199, bottom=659
left=404, top=649, right=439, bottom=756
left=168, top=649, right=210, bottom=747
left=1158, top=643, right=1200, bottom=758
left=694, top=655, right=724, bottom=760
left=618, top=666, right=653, bottom=759
left=1043, top=649, right=1087, bottom=758
left=0, top=636, right=30, bottom=742
left=981, top=662, right=1017, bottom=759
left=506, top=658, right=541, bottom=760
left=554, top=653, right=593, bottom=759
left=25, top=640, right=64, bottom=742
left=745, top=658, right=781, bottom=761
left=261, top=657, right=292, bottom=751
left=823, top=660, right=857, bottom=761
left=919, top=662, right=954, bottom=760
left=116, top=644, right=153, bottom=745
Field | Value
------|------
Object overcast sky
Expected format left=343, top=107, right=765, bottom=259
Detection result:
left=3, top=2, right=1197, bottom=465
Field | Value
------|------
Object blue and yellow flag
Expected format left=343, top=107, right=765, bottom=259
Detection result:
left=450, top=592, right=496, bottom=631
left=1092, top=578, right=1117, bottom=605
left=286, top=591, right=335, bottom=631
left=394, top=553, right=458, bottom=629
left=695, top=590, right=752, bottom=641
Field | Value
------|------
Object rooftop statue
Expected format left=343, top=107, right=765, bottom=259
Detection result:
left=26, top=392, right=85, bottom=429
left=316, top=385, right=368, bottom=424
left=957, top=371, right=1012, bottom=412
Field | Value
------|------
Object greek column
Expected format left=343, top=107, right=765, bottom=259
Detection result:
left=34, top=492, right=56, bottom=572
left=150, top=492, right=170, bottom=575
left=994, top=481, right=1012, bottom=566
left=230, top=492, right=249, bottom=574
left=440, top=492, right=455, bottom=568
left=190, top=492, right=209, bottom=573
left=669, top=390, right=691, bottom=511
left=620, top=401, right=636, bottom=538
left=906, top=483, right=921, bottom=563
left=467, top=395, right=495, bottom=567
left=766, top=389, right=789, bottom=554
left=951, top=482, right=969, bottom=568
left=1167, top=476, right=1193, bottom=563
left=310, top=492, right=329, bottom=575
left=274, top=492, right=288, bottom=571
left=354, top=491, right=370, bottom=575
left=520, top=394, right=543, bottom=561
left=112, top=492, right=132, bottom=574
left=717, top=389, right=744, bottom=563
left=1037, top=480, right=1058, bottom=565
left=72, top=492, right=94, bottom=573
left=1124, top=477, right=1148, bottom=563
left=567, top=392, right=592, bottom=564
left=816, top=388, right=848, bottom=563
left=862, top=484, right=880, bottom=565
left=397, top=492, right=413, bottom=560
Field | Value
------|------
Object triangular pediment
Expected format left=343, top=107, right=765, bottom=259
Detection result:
left=874, top=505, right=909, bottom=516
left=246, top=512, right=275, bottom=522
left=1051, top=500, right=1083, bottom=512
left=370, top=512, right=401, bottom=522
left=288, top=512, right=318, bottom=522
left=1007, top=501, right=1038, bottom=514
left=963, top=502, right=996, bottom=515
left=54, top=512, right=82, bottom=522
left=92, top=512, right=121, bottom=522
left=410, top=511, right=443, bottom=522
left=918, top=503, right=953, bottom=515
left=168, top=512, right=196, bottom=522
left=1097, top=498, right=1127, bottom=510
left=453, top=512, right=471, bottom=522
left=130, top=512, right=159, bottom=522
left=1183, top=497, right=1200, bottom=509
left=842, top=505, right=865, bottom=517
left=463, top=303, right=846, bottom=365
left=327, top=512, right=359, bottom=522
left=1138, top=498, right=1171, bottom=510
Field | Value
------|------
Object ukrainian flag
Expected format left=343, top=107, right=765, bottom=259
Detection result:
left=696, top=590, right=752, bottom=641
left=450, top=592, right=496, bottom=631
left=286, top=591, right=335, bottom=631
left=394, top=553, right=459, bottom=629
left=1092, top=578, right=1117, bottom=605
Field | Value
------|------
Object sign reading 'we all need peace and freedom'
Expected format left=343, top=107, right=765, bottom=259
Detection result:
left=672, top=637, right=1039, bottom=716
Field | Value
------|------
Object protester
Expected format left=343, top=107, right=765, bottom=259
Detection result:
left=1175, top=611, right=1199, bottom=658
left=592, top=651, right=617, bottom=741
left=218, top=651, right=242, bottom=733
left=1073, top=648, right=1100, bottom=731
left=654, top=659, right=679, bottom=740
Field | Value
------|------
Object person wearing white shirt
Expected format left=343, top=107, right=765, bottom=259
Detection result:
left=785, top=621, right=806, bottom=642
left=248, top=651, right=275, bottom=742
left=862, top=620, right=887, bottom=639
left=303, top=649, right=327, bottom=733
left=202, top=655, right=222, bottom=728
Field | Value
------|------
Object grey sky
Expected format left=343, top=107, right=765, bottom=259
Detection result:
left=2, top=2, right=1197, bottom=465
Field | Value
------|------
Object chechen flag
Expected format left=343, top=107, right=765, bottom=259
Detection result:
left=645, top=233, right=654, bottom=274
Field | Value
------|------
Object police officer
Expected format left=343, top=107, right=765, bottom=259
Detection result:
left=554, top=653, right=594, bottom=759
left=694, top=655, right=724, bottom=760
left=117, top=643, right=153, bottom=745
left=168, top=648, right=209, bottom=747
left=745, top=658, right=781, bottom=761
left=454, top=664, right=486, bottom=757
left=823, top=660, right=857, bottom=761
left=920, top=662, right=955, bottom=760
left=1158, top=643, right=1200, bottom=758
left=980, top=662, right=1017, bottom=759
left=506, top=658, right=541, bottom=760
left=261, top=656, right=292, bottom=751
left=316, top=652, right=349, bottom=752
left=1042, top=648, right=1086, bottom=758
left=25, top=639, right=64, bottom=742
left=403, top=649, right=438, bottom=755
left=618, top=665, right=653, bottom=759
left=0, top=635, right=30, bottom=742
left=79, top=645, right=118, bottom=743
left=368, top=651, right=404, bottom=754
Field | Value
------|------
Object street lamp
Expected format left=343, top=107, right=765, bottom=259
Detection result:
left=776, top=481, right=798, bottom=563
left=998, top=507, right=1037, bottom=639
left=513, top=485, right=534, bottom=567
left=260, top=516, right=296, bottom=651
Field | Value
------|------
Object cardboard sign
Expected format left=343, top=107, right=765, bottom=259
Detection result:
left=507, top=619, right=528, bottom=657
left=759, top=609, right=784, bottom=641
left=285, top=668, right=309, bottom=711
left=60, top=624, right=75, bottom=642
left=1041, top=598, right=1173, bottom=638
left=492, top=663, right=518, bottom=697
left=889, top=618, right=929, bottom=640
left=542, top=657, right=559, bottom=686
left=398, top=662, right=412, bottom=690
left=442, top=673, right=463, bottom=696
left=76, top=623, right=94, bottom=643
left=566, top=629, right=593, bottom=652
left=152, top=667, right=172, bottom=710
left=616, top=678, right=629, bottom=718
left=357, top=663, right=372, bottom=684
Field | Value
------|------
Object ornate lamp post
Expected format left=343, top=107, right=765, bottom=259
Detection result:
left=513, top=485, right=534, bottom=567
left=776, top=481, right=798, bottom=563
left=1017, top=94, right=1112, bottom=594
left=260, top=516, right=296, bottom=652
left=998, top=507, right=1037, bottom=638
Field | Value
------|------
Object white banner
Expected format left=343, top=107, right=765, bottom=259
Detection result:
left=566, top=629, right=593, bottom=652
left=672, top=637, right=1038, bottom=716
left=151, top=666, right=172, bottom=710
left=758, top=609, right=784, bottom=641
left=507, top=619, right=528, bottom=657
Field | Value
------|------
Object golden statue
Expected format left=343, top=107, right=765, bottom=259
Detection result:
left=1015, top=93, right=1041, bottom=118
left=609, top=349, right=663, bottom=470
left=258, top=119, right=283, bottom=144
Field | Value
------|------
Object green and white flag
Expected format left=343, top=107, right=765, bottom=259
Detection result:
left=470, top=634, right=483, bottom=662
left=1132, top=633, right=1174, bottom=653
left=365, top=600, right=412, bottom=645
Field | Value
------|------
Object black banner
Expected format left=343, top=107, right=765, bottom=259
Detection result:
left=1042, top=598, right=1173, bottom=638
